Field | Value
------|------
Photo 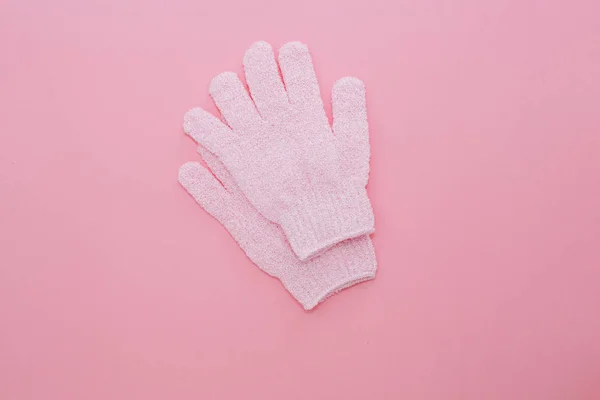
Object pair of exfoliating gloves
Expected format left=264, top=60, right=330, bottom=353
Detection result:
left=178, top=41, right=376, bottom=310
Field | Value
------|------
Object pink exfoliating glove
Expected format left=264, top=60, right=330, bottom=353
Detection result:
left=179, top=146, right=376, bottom=310
left=183, top=41, right=375, bottom=260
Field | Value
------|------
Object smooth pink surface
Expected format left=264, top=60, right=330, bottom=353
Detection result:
left=1, top=0, right=599, bottom=399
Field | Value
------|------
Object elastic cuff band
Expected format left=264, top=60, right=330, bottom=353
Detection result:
left=278, top=185, right=375, bottom=261
left=281, top=235, right=377, bottom=310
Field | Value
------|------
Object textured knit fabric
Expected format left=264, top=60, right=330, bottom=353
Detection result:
left=179, top=147, right=377, bottom=310
left=183, top=41, right=375, bottom=261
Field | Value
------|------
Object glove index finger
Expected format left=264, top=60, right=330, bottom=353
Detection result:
left=278, top=42, right=325, bottom=111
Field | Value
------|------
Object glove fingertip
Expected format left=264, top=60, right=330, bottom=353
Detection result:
left=178, top=161, right=205, bottom=189
left=244, top=41, right=274, bottom=64
left=209, top=71, right=240, bottom=97
left=279, top=41, right=309, bottom=58
left=183, top=107, right=211, bottom=141
left=332, top=76, right=366, bottom=98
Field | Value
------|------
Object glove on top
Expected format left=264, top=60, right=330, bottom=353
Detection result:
left=183, top=41, right=375, bottom=261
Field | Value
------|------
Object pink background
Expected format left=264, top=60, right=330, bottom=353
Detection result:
left=1, top=0, right=600, bottom=398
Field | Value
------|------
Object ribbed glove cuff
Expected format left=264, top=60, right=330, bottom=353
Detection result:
left=280, top=235, right=377, bottom=310
left=278, top=185, right=375, bottom=261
